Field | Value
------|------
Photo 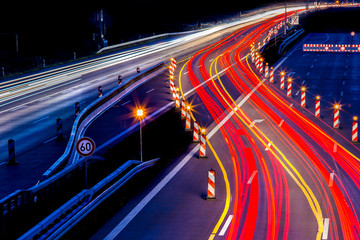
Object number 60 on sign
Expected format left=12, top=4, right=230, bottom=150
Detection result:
left=76, top=137, right=96, bottom=157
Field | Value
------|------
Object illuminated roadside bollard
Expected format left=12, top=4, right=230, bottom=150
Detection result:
left=56, top=118, right=63, bottom=140
left=207, top=169, right=216, bottom=199
left=259, top=58, right=264, bottom=74
left=287, top=78, right=292, bottom=98
left=175, top=86, right=180, bottom=109
left=270, top=67, right=274, bottom=83
left=265, top=63, right=269, bottom=78
left=199, top=128, right=207, bottom=158
left=185, top=106, right=192, bottom=131
left=181, top=100, right=186, bottom=119
left=193, top=121, right=200, bottom=143
left=169, top=75, right=175, bottom=97
left=353, top=116, right=358, bottom=142
left=300, top=87, right=306, bottom=108
left=333, top=104, right=340, bottom=129
left=315, top=96, right=321, bottom=118
left=171, top=57, right=177, bottom=69
left=280, top=71, right=285, bottom=89
left=255, top=53, right=260, bottom=69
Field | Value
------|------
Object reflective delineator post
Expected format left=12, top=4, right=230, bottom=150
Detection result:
left=56, top=118, right=63, bottom=140
left=352, top=116, right=358, bottom=142
left=315, top=96, right=320, bottom=118
left=199, top=129, right=207, bottom=158
left=207, top=169, right=215, bottom=199
left=98, top=86, right=103, bottom=98
left=7, top=139, right=17, bottom=165
left=175, top=86, right=180, bottom=109
left=181, top=100, right=186, bottom=119
left=333, top=104, right=340, bottom=129
left=287, top=78, right=292, bottom=98
left=270, top=67, right=274, bottom=83
left=171, top=57, right=177, bottom=70
left=75, top=102, right=80, bottom=116
left=280, top=71, right=285, bottom=89
left=265, top=63, right=269, bottom=78
left=170, top=75, right=175, bottom=97
left=300, top=87, right=306, bottom=108
left=193, top=121, right=200, bottom=143
left=259, top=58, right=264, bottom=74
left=255, top=54, right=259, bottom=69
left=169, top=65, right=174, bottom=76
left=185, top=106, right=192, bottom=131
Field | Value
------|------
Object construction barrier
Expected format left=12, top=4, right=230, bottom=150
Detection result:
left=287, top=78, right=292, bottom=98
left=193, top=121, right=200, bottom=143
left=207, top=169, right=215, bottom=199
left=280, top=72, right=285, bottom=89
left=199, top=132, right=207, bottom=158
left=333, top=104, right=340, bottom=129
left=315, top=96, right=320, bottom=118
left=353, top=117, right=358, bottom=142
left=303, top=44, right=360, bottom=52
left=300, top=87, right=306, bottom=108
left=270, top=67, right=274, bottom=83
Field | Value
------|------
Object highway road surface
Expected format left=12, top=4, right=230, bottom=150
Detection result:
left=88, top=8, right=360, bottom=240
left=0, top=6, right=306, bottom=198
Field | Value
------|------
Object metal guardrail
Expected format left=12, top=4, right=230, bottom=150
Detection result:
left=0, top=62, right=165, bottom=239
left=19, top=159, right=159, bottom=240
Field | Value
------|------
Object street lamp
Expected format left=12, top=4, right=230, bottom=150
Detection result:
left=136, top=108, right=144, bottom=162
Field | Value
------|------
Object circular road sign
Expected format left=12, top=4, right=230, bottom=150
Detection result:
left=76, top=137, right=96, bottom=157
left=274, top=29, right=278, bottom=34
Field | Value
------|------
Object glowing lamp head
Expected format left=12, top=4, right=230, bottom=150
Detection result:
left=354, top=116, right=358, bottom=121
left=170, top=75, right=174, bottom=80
left=316, top=95, right=321, bottom=100
left=201, top=128, right=206, bottom=134
left=334, top=104, right=340, bottom=110
left=175, top=87, right=179, bottom=92
left=301, top=86, right=306, bottom=92
left=288, top=78, right=292, bottom=82
left=136, top=108, right=144, bottom=118
left=186, top=105, right=191, bottom=111
left=280, top=71, right=285, bottom=76
left=351, top=31, right=355, bottom=36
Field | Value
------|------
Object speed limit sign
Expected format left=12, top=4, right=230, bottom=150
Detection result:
left=76, top=137, right=96, bottom=157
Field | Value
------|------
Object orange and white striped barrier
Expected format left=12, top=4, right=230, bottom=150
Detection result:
left=175, top=86, right=180, bottom=109
left=333, top=104, right=340, bottom=128
left=169, top=65, right=174, bottom=75
left=255, top=54, right=260, bottom=69
left=171, top=57, right=177, bottom=69
left=270, top=67, right=274, bottom=83
left=193, top=121, right=200, bottom=143
left=170, top=75, right=175, bottom=95
left=185, top=106, right=192, bottom=131
left=181, top=100, right=186, bottom=119
left=259, top=59, right=264, bottom=74
left=200, top=130, right=207, bottom=158
left=265, top=63, right=269, bottom=78
left=98, top=86, right=103, bottom=98
left=207, top=169, right=215, bottom=199
left=300, top=87, right=306, bottom=107
left=315, top=96, right=321, bottom=118
left=287, top=78, right=292, bottom=98
left=353, top=116, right=358, bottom=142
left=280, top=71, right=285, bottom=89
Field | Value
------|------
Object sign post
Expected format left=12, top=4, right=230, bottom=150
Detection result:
left=76, top=137, right=96, bottom=188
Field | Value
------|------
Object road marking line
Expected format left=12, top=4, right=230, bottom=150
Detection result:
left=11, top=105, right=26, bottom=111
left=322, top=218, right=330, bottom=239
left=120, top=100, right=131, bottom=106
left=32, top=116, right=49, bottom=124
left=296, top=90, right=300, bottom=96
left=302, top=80, right=306, bottom=84
left=146, top=88, right=155, bottom=94
left=247, top=170, right=258, bottom=184
left=43, top=136, right=57, bottom=144
left=219, top=215, right=233, bottom=236
left=333, top=143, right=337, bottom=153
left=289, top=103, right=293, bottom=108
left=0, top=162, right=7, bottom=166
left=278, top=119, right=284, bottom=127
left=249, top=119, right=264, bottom=128
left=340, top=91, right=343, bottom=96
left=306, top=72, right=310, bottom=76
left=310, top=64, right=314, bottom=69
left=329, top=172, right=334, bottom=187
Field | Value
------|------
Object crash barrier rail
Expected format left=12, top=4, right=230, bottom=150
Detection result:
left=0, top=63, right=165, bottom=239
left=18, top=159, right=159, bottom=240
left=278, top=28, right=305, bottom=55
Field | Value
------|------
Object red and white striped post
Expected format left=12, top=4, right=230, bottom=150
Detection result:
left=315, top=96, right=321, bottom=118
left=185, top=106, right=192, bottom=131
left=175, top=86, right=180, bottom=109
left=280, top=71, right=285, bottom=89
left=171, top=57, right=177, bottom=70
left=207, top=169, right=215, bottom=199
left=98, top=86, right=103, bottom=98
left=270, top=67, right=274, bottom=83
left=265, top=63, right=269, bottom=78
left=287, top=78, right=292, bottom=98
left=300, top=86, right=306, bottom=107
left=352, top=116, right=358, bottom=142
left=259, top=58, right=264, bottom=74
left=251, top=45, right=255, bottom=62
left=333, top=104, right=340, bottom=129
left=170, top=75, right=175, bottom=95
left=181, top=100, right=186, bottom=119
left=200, top=128, right=207, bottom=158
left=193, top=121, right=200, bottom=143
left=255, top=53, right=260, bottom=69
left=169, top=65, right=174, bottom=76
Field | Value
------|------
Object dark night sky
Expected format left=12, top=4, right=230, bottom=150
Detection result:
left=0, top=0, right=288, bottom=69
